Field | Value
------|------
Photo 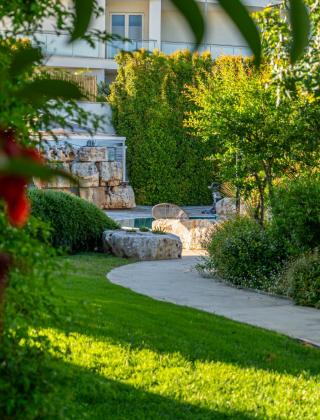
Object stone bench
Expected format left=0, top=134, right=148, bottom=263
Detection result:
left=103, top=230, right=182, bottom=261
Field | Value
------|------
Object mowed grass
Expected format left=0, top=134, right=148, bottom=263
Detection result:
left=41, top=254, right=320, bottom=419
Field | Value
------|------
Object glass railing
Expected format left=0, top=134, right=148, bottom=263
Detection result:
left=106, top=40, right=158, bottom=59
left=161, top=41, right=252, bottom=58
left=20, top=32, right=102, bottom=58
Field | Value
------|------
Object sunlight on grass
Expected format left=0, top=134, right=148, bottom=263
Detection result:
left=42, top=327, right=320, bottom=419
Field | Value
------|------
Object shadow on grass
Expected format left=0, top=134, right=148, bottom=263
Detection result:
left=51, top=358, right=260, bottom=419
left=42, top=254, right=320, bottom=380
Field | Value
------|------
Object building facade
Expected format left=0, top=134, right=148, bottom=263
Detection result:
left=32, top=0, right=276, bottom=85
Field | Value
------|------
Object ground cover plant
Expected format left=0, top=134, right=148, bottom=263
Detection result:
left=8, top=253, right=319, bottom=419
left=29, top=189, right=119, bottom=253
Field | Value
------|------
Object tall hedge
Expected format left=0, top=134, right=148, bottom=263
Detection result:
left=109, top=50, right=216, bottom=205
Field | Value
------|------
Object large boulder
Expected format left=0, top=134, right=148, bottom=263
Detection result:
left=78, top=146, right=108, bottom=162
left=44, top=146, right=76, bottom=162
left=103, top=230, right=182, bottom=260
left=152, top=219, right=218, bottom=250
left=105, top=184, right=136, bottom=209
left=216, top=198, right=246, bottom=219
left=71, top=162, right=99, bottom=187
left=79, top=187, right=107, bottom=208
left=99, top=161, right=123, bottom=186
left=34, top=162, right=72, bottom=189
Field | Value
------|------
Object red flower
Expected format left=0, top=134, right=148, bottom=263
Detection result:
left=0, top=129, right=43, bottom=227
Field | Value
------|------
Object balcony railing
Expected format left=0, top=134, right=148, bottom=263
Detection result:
left=161, top=41, right=251, bottom=58
left=20, top=32, right=102, bottom=58
left=106, top=40, right=158, bottom=59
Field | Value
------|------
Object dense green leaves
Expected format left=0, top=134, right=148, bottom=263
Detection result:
left=70, top=0, right=95, bottom=42
left=288, top=0, right=310, bottom=62
left=17, top=78, right=84, bottom=104
left=110, top=50, right=215, bottom=205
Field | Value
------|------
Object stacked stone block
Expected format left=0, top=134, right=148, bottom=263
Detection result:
left=35, top=145, right=135, bottom=209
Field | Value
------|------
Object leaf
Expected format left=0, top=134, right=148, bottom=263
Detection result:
left=16, top=79, right=84, bottom=105
left=169, top=0, right=205, bottom=47
left=216, top=0, right=261, bottom=66
left=288, top=0, right=310, bottom=63
left=70, top=0, right=95, bottom=42
left=10, top=46, right=43, bottom=78
left=0, top=157, right=77, bottom=183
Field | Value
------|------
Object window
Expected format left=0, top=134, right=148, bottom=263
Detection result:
left=111, top=14, right=143, bottom=40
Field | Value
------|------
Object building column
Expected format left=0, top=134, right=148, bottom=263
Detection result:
left=149, top=0, right=162, bottom=50
left=94, top=0, right=106, bottom=59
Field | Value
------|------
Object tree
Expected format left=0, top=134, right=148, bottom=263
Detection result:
left=185, top=57, right=319, bottom=224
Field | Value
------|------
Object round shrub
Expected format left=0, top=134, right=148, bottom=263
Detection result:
left=29, top=189, right=119, bottom=253
left=271, top=175, right=320, bottom=255
left=283, top=251, right=320, bottom=308
left=206, top=217, right=285, bottom=289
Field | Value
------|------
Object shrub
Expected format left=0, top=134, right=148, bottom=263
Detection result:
left=206, top=217, right=286, bottom=289
left=29, top=189, right=119, bottom=253
left=283, top=250, right=320, bottom=308
left=0, top=212, right=59, bottom=417
left=109, top=50, right=216, bottom=205
left=271, top=175, right=320, bottom=255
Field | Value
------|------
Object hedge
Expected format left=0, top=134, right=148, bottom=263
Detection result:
left=109, top=50, right=216, bottom=205
left=29, top=189, right=118, bottom=253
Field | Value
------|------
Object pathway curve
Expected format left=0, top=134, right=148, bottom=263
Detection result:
left=108, top=255, right=320, bottom=347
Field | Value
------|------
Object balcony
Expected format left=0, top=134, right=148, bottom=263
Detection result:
left=161, top=41, right=251, bottom=59
left=106, top=40, right=158, bottom=59
left=23, top=32, right=102, bottom=58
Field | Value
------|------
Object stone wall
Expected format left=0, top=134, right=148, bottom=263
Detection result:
left=35, top=145, right=136, bottom=209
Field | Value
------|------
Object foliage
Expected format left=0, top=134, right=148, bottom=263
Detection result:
left=185, top=56, right=319, bottom=224
left=0, top=211, right=60, bottom=418
left=206, top=218, right=286, bottom=289
left=283, top=250, right=320, bottom=308
left=109, top=50, right=216, bottom=205
left=29, top=189, right=118, bottom=253
left=270, top=175, right=320, bottom=255
left=255, top=0, right=320, bottom=101
left=15, top=253, right=320, bottom=419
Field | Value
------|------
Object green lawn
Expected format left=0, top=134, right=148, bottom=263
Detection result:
left=40, top=254, right=320, bottom=419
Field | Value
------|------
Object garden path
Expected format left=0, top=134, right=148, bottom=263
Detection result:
left=108, top=253, right=320, bottom=347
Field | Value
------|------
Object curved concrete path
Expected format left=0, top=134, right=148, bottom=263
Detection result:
left=108, top=255, right=320, bottom=347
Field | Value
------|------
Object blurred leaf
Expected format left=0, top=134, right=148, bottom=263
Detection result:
left=10, top=46, right=43, bottom=78
left=0, top=157, right=77, bottom=183
left=217, top=0, right=261, bottom=66
left=70, top=0, right=95, bottom=42
left=288, top=0, right=310, bottom=63
left=16, top=79, right=84, bottom=104
left=169, top=0, right=205, bottom=47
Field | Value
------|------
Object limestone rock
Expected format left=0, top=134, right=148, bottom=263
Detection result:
left=34, top=162, right=72, bottom=189
left=71, top=162, right=99, bottom=187
left=216, top=198, right=246, bottom=219
left=79, top=187, right=106, bottom=208
left=99, top=161, right=123, bottom=187
left=44, top=146, right=76, bottom=162
left=78, top=146, right=108, bottom=162
left=105, top=184, right=136, bottom=209
left=103, top=230, right=182, bottom=260
left=152, top=219, right=218, bottom=250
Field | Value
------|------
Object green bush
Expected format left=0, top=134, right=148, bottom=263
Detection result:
left=0, top=212, right=59, bottom=418
left=206, top=218, right=286, bottom=289
left=271, top=175, right=320, bottom=255
left=283, top=250, right=320, bottom=308
left=29, top=189, right=119, bottom=253
left=109, top=50, right=216, bottom=205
